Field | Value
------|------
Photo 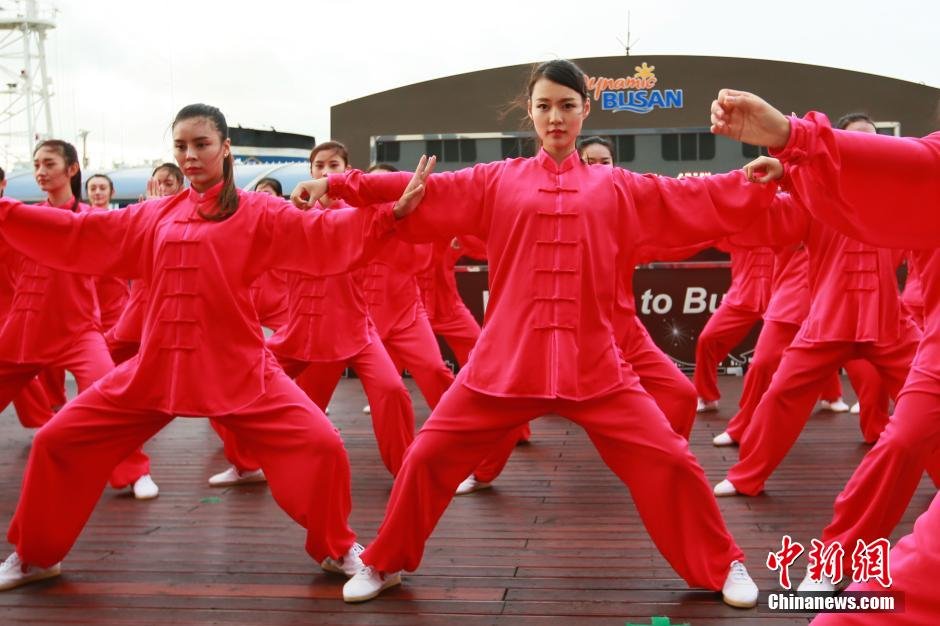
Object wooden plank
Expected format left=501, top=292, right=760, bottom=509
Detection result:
left=0, top=375, right=928, bottom=624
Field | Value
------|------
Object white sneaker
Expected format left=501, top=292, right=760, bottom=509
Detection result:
left=0, top=552, right=61, bottom=591
left=321, top=542, right=365, bottom=577
left=820, top=398, right=850, bottom=412
left=208, top=466, right=267, bottom=487
left=343, top=565, right=402, bottom=602
left=712, top=431, right=736, bottom=446
left=697, top=398, right=719, bottom=412
left=132, top=474, right=159, bottom=500
left=722, top=560, right=759, bottom=608
left=797, top=567, right=837, bottom=593
left=713, top=479, right=739, bottom=497
left=850, top=402, right=861, bottom=415
left=455, top=475, right=492, bottom=495
left=362, top=404, right=371, bottom=414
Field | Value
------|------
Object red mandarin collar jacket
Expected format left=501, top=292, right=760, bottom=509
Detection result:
left=0, top=183, right=395, bottom=415
left=772, top=112, right=940, bottom=250
left=89, top=205, right=131, bottom=328
left=109, top=279, right=149, bottom=343
left=328, top=149, right=777, bottom=400
left=729, top=193, right=904, bottom=344
left=763, top=246, right=811, bottom=325
left=717, top=245, right=774, bottom=313
left=359, top=236, right=433, bottom=338
left=902, top=253, right=924, bottom=312
left=0, top=200, right=102, bottom=363
left=249, top=269, right=289, bottom=330
left=416, top=235, right=487, bottom=323
left=267, top=198, right=384, bottom=362
left=0, top=239, right=15, bottom=311
left=771, top=113, right=939, bottom=378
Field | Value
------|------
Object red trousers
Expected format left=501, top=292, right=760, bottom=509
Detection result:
left=361, top=368, right=743, bottom=591
left=0, top=332, right=112, bottom=413
left=471, top=323, right=697, bottom=483
left=107, top=339, right=142, bottom=368
left=844, top=359, right=891, bottom=442
left=694, top=303, right=763, bottom=402
left=811, top=491, right=940, bottom=626
left=218, top=330, right=417, bottom=477
left=9, top=367, right=88, bottom=428
left=0, top=333, right=151, bottom=489
left=382, top=309, right=455, bottom=409
left=38, top=367, right=66, bottom=409
left=727, top=323, right=921, bottom=495
left=903, top=302, right=925, bottom=332
left=9, top=378, right=54, bottom=428
left=727, top=320, right=844, bottom=442
left=820, top=382, right=940, bottom=571
left=104, top=337, right=153, bottom=488
left=210, top=419, right=260, bottom=473
left=8, top=365, right=356, bottom=568
left=430, top=304, right=481, bottom=367
left=289, top=331, right=416, bottom=477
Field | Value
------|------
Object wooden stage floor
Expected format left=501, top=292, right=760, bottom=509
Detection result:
left=0, top=375, right=934, bottom=625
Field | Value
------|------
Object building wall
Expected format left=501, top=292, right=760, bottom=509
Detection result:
left=332, top=54, right=940, bottom=171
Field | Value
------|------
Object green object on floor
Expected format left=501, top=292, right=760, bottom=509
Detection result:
left=626, top=618, right=690, bottom=626
left=200, top=496, right=222, bottom=504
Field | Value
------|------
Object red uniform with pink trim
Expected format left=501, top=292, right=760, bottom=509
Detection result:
left=722, top=188, right=920, bottom=495
left=359, top=235, right=455, bottom=409
left=0, top=185, right=396, bottom=568
left=325, top=150, right=777, bottom=589
left=764, top=115, right=940, bottom=618
left=249, top=269, right=289, bottom=331
left=724, top=247, right=852, bottom=443
left=0, top=200, right=150, bottom=489
left=256, top=199, right=416, bottom=477
left=90, top=206, right=131, bottom=331
left=470, top=254, right=700, bottom=486
left=901, top=252, right=925, bottom=330
left=0, top=237, right=56, bottom=428
left=693, top=245, right=774, bottom=403
left=417, top=235, right=487, bottom=367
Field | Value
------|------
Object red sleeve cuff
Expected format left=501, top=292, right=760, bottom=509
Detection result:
left=327, top=172, right=348, bottom=200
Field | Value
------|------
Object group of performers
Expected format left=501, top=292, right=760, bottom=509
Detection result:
left=0, top=58, right=936, bottom=624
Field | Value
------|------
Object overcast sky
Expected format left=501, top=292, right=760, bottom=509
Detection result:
left=3, top=0, right=937, bottom=169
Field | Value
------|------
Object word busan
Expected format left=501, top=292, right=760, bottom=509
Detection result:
left=585, top=62, right=684, bottom=114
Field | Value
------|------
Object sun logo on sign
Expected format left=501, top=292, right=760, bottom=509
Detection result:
left=633, top=62, right=656, bottom=79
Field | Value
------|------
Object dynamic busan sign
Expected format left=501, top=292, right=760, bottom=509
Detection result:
left=585, top=62, right=683, bottom=114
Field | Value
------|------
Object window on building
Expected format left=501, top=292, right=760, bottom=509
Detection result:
left=875, top=122, right=900, bottom=137
left=425, top=139, right=443, bottom=159
left=661, top=134, right=680, bottom=161
left=443, top=139, right=460, bottom=162
left=501, top=138, right=520, bottom=158
left=699, top=133, right=716, bottom=160
left=428, top=138, right=478, bottom=162
left=614, top=135, right=635, bottom=162
left=661, top=132, right=716, bottom=161
left=375, top=140, right=400, bottom=162
left=459, top=138, right=477, bottom=162
left=500, top=137, right=536, bottom=159
left=741, top=143, right=770, bottom=159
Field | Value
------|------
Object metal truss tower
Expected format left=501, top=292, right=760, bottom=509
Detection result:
left=0, top=0, right=56, bottom=165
